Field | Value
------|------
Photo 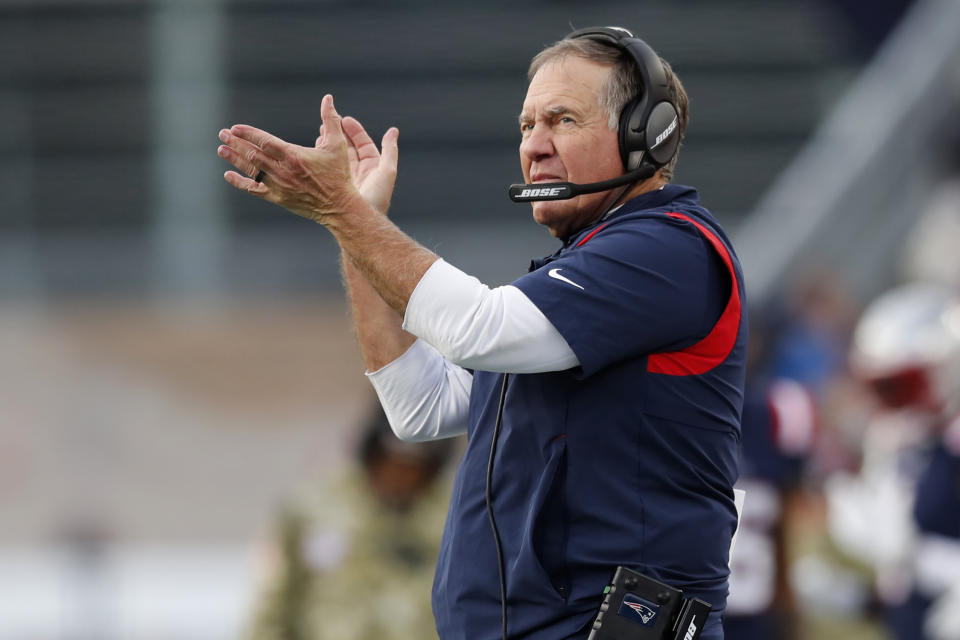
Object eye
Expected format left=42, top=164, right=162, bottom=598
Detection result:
left=520, top=122, right=534, bottom=134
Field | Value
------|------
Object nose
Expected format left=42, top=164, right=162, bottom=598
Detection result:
left=520, top=123, right=555, bottom=163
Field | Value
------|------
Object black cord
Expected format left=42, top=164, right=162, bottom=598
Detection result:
left=599, top=181, right=638, bottom=223
left=486, top=372, right=510, bottom=640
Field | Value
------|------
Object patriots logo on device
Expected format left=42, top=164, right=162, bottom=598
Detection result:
left=618, top=593, right=659, bottom=627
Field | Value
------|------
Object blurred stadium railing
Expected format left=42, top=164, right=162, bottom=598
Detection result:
left=736, top=0, right=960, bottom=305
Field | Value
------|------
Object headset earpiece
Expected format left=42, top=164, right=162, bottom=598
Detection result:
left=643, top=101, right=680, bottom=167
left=567, top=27, right=679, bottom=173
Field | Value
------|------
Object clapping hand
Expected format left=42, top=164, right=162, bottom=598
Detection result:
left=337, top=115, right=399, bottom=215
left=217, top=94, right=398, bottom=224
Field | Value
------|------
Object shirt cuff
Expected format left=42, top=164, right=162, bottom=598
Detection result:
left=366, top=338, right=470, bottom=441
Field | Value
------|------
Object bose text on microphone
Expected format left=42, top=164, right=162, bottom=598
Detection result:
left=508, top=165, right=655, bottom=202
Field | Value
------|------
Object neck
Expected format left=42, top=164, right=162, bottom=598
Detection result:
left=587, top=172, right=664, bottom=226
left=613, top=173, right=666, bottom=208
left=557, top=171, right=667, bottom=243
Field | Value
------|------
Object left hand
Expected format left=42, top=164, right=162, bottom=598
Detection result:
left=338, top=116, right=399, bottom=215
left=217, top=94, right=360, bottom=224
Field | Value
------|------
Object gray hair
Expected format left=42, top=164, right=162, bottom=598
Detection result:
left=527, top=37, right=689, bottom=181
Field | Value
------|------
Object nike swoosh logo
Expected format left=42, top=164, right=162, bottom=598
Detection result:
left=547, top=268, right=584, bottom=290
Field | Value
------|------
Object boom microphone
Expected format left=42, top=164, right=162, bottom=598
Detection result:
left=508, top=165, right=655, bottom=202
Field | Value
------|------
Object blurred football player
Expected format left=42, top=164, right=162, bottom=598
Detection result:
left=725, top=313, right=817, bottom=640
left=826, top=282, right=960, bottom=640
left=246, top=404, right=457, bottom=640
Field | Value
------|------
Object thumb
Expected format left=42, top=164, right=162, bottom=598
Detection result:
left=380, top=127, right=399, bottom=171
left=319, top=94, right=345, bottom=146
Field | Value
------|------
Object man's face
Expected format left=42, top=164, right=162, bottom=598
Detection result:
left=519, top=56, right=624, bottom=238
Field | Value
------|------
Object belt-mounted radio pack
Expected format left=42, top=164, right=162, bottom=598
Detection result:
left=588, top=567, right=712, bottom=640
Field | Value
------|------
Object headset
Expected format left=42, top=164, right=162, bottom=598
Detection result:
left=508, top=26, right=681, bottom=202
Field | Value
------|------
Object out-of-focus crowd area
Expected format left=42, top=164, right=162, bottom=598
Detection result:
left=2, top=0, right=960, bottom=638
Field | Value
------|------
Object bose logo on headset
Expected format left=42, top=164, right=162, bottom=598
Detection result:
left=652, top=116, right=678, bottom=150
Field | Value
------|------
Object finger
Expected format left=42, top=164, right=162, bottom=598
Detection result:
left=318, top=94, right=346, bottom=147
left=218, top=140, right=267, bottom=181
left=218, top=128, right=280, bottom=178
left=343, top=132, right=360, bottom=169
left=342, top=116, right=379, bottom=163
left=223, top=170, right=269, bottom=196
left=380, top=127, right=399, bottom=171
left=228, top=124, right=291, bottom=160
left=317, top=121, right=357, bottom=167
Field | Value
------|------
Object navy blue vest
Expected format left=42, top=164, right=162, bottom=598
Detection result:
left=433, top=185, right=747, bottom=640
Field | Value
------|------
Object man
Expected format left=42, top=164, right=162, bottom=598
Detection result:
left=218, top=27, right=747, bottom=640
left=246, top=404, right=456, bottom=640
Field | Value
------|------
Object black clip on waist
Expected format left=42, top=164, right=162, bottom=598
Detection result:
left=587, top=566, right=712, bottom=640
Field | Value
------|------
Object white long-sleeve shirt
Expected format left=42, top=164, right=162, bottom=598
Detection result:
left=366, top=259, right=578, bottom=441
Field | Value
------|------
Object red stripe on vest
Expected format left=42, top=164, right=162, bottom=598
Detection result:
left=646, top=212, right=742, bottom=376
left=576, top=223, right=609, bottom=247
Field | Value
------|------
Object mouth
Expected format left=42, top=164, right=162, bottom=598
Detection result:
left=530, top=173, right=563, bottom=184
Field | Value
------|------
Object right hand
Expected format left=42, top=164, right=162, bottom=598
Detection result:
left=322, top=117, right=399, bottom=215
left=220, top=95, right=361, bottom=226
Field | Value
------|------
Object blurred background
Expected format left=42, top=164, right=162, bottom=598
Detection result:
left=2, top=0, right=960, bottom=638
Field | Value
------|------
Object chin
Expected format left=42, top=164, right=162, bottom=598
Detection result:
left=531, top=207, right=569, bottom=238
left=535, top=195, right=605, bottom=237
left=531, top=202, right=560, bottom=229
